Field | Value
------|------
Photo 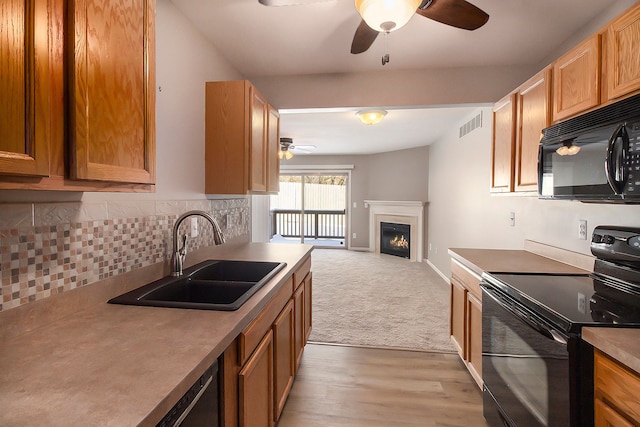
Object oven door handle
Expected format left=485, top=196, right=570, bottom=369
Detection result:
left=482, top=284, right=568, bottom=345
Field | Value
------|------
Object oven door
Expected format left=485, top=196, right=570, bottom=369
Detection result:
left=481, top=283, right=573, bottom=427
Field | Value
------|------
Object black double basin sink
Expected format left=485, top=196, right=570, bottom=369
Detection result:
left=108, top=260, right=286, bottom=311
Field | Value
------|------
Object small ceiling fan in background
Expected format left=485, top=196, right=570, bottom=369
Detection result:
left=279, top=137, right=316, bottom=160
left=258, top=0, right=489, bottom=56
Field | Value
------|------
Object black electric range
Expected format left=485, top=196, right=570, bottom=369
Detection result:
left=481, top=226, right=640, bottom=427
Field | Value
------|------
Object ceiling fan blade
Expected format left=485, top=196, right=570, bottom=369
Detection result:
left=351, top=19, right=380, bottom=54
left=290, top=145, right=316, bottom=153
left=417, top=0, right=489, bottom=31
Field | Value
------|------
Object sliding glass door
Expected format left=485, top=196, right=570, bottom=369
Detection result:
left=270, top=174, right=347, bottom=247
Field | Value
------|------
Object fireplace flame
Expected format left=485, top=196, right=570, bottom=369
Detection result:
left=390, top=235, right=409, bottom=249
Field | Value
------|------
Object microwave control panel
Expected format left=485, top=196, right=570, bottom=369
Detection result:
left=627, top=122, right=640, bottom=194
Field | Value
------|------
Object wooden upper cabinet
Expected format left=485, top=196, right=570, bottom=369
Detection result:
left=491, top=93, right=516, bottom=193
left=553, top=34, right=601, bottom=122
left=515, top=68, right=551, bottom=192
left=205, top=80, right=279, bottom=195
left=68, top=0, right=156, bottom=184
left=605, top=4, right=640, bottom=101
left=267, top=105, right=280, bottom=193
left=250, top=88, right=268, bottom=192
left=0, top=0, right=51, bottom=177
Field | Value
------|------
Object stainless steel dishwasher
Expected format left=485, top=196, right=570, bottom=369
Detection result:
left=157, top=360, right=219, bottom=427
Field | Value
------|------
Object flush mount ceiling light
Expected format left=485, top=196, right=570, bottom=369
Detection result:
left=356, top=109, right=387, bottom=125
left=354, top=0, right=421, bottom=33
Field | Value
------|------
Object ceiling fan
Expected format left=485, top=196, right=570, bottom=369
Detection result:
left=258, top=0, right=489, bottom=55
left=279, top=137, right=316, bottom=160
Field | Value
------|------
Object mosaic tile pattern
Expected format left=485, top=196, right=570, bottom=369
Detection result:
left=0, top=199, right=250, bottom=312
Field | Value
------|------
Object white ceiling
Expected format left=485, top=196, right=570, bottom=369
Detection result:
left=170, top=0, right=623, bottom=155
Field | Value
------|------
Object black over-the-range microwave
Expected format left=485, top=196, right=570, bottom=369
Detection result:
left=538, top=93, right=640, bottom=203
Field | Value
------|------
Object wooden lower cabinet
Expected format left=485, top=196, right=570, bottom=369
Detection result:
left=293, top=283, right=305, bottom=371
left=466, top=292, right=482, bottom=386
left=594, top=349, right=640, bottom=426
left=449, top=258, right=483, bottom=388
left=239, top=330, right=274, bottom=427
left=449, top=278, right=466, bottom=358
left=273, top=300, right=295, bottom=421
left=222, top=256, right=312, bottom=426
left=304, top=273, right=312, bottom=342
left=595, top=399, right=634, bottom=427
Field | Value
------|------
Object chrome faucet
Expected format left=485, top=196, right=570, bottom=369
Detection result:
left=171, top=210, right=225, bottom=276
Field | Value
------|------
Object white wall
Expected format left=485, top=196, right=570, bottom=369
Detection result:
left=152, top=0, right=244, bottom=199
left=427, top=107, right=640, bottom=278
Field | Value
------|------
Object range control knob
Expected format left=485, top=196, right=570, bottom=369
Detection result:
left=604, top=235, right=616, bottom=245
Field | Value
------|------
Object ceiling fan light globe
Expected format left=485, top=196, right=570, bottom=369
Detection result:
left=355, top=0, right=421, bottom=32
left=284, top=150, right=294, bottom=160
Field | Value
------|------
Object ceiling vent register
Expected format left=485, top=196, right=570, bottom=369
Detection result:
left=459, top=111, right=483, bottom=138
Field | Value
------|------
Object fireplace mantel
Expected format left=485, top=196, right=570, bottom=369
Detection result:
left=364, top=200, right=425, bottom=262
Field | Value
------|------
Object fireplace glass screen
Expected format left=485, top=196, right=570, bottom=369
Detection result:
left=380, top=222, right=410, bottom=258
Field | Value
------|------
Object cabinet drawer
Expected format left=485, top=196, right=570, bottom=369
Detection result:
left=239, top=278, right=293, bottom=365
left=451, top=259, right=482, bottom=298
left=293, top=256, right=311, bottom=291
left=594, top=350, right=640, bottom=424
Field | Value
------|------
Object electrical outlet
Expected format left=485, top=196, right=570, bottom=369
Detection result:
left=353, top=202, right=357, bottom=208
left=190, top=217, right=198, bottom=237
left=578, top=219, right=587, bottom=240
left=352, top=232, right=357, bottom=239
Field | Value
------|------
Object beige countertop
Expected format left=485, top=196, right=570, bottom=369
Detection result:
left=448, top=248, right=590, bottom=276
left=0, top=242, right=313, bottom=426
left=583, top=327, right=640, bottom=375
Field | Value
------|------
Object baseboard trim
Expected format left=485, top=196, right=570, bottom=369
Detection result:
left=349, top=247, right=370, bottom=252
left=427, top=259, right=450, bottom=285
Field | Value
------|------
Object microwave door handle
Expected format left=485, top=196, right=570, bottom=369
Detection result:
left=537, top=144, right=543, bottom=195
left=605, top=124, right=627, bottom=194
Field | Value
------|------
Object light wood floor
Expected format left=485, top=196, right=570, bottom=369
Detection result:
left=277, top=343, right=488, bottom=427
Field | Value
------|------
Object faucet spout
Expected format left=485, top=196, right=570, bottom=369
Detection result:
left=171, top=210, right=225, bottom=276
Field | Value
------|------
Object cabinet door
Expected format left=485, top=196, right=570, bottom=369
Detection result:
left=68, top=0, right=156, bottom=184
left=304, top=272, right=312, bottom=342
left=606, top=4, right=640, bottom=101
left=0, top=0, right=51, bottom=177
left=250, top=87, right=267, bottom=192
left=239, top=330, right=274, bottom=427
left=293, top=284, right=305, bottom=371
left=273, top=300, right=294, bottom=422
left=515, top=69, right=551, bottom=192
left=553, top=34, right=601, bottom=121
left=449, top=279, right=466, bottom=359
left=595, top=398, right=634, bottom=427
left=267, top=104, right=280, bottom=193
left=490, top=94, right=516, bottom=193
left=466, top=292, right=482, bottom=388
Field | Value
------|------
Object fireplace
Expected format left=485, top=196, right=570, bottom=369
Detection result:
left=380, top=222, right=410, bottom=259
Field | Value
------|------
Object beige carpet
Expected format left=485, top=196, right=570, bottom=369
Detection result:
left=308, top=249, right=455, bottom=353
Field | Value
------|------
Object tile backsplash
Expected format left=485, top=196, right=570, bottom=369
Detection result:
left=0, top=198, right=250, bottom=312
